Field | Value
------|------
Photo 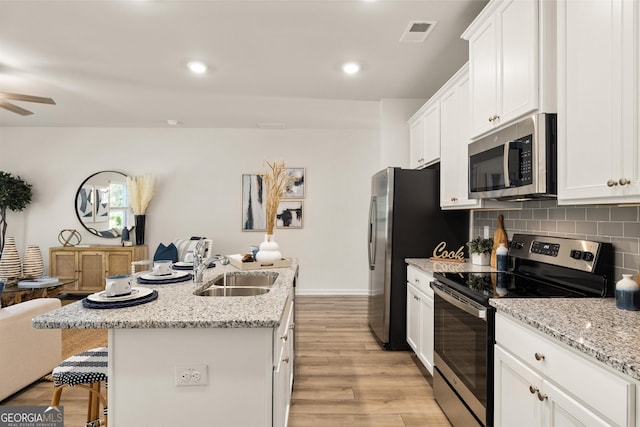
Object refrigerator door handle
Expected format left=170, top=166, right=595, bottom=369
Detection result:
left=368, top=196, right=377, bottom=269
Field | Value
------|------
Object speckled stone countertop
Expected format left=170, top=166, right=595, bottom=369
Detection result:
left=406, top=258, right=495, bottom=275
left=491, top=298, right=640, bottom=381
left=33, top=261, right=298, bottom=330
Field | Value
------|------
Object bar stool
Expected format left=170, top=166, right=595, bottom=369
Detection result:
left=50, top=347, right=108, bottom=427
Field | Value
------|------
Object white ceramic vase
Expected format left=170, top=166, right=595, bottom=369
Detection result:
left=471, top=252, right=490, bottom=266
left=255, top=234, right=282, bottom=262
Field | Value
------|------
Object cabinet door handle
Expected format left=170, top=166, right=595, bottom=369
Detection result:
left=529, top=385, right=538, bottom=394
left=607, top=179, right=618, bottom=187
left=537, top=391, right=548, bottom=401
left=283, top=357, right=290, bottom=363
left=289, top=323, right=295, bottom=330
left=413, top=295, right=420, bottom=301
left=534, top=352, right=545, bottom=361
left=619, top=177, right=630, bottom=186
left=281, top=335, right=288, bottom=342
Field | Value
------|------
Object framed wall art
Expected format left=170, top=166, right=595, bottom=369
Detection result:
left=76, top=185, right=94, bottom=222
left=276, top=200, right=303, bottom=229
left=241, top=174, right=266, bottom=231
left=283, top=168, right=305, bottom=198
left=94, top=186, right=110, bottom=223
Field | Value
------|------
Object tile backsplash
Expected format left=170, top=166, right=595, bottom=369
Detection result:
left=472, top=200, right=640, bottom=281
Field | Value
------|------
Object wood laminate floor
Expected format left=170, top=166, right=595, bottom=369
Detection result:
left=288, top=296, right=449, bottom=427
left=1, top=295, right=450, bottom=426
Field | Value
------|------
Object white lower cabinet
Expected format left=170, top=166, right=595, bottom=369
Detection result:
left=495, top=313, right=635, bottom=427
left=273, top=297, right=295, bottom=427
left=406, top=265, right=434, bottom=375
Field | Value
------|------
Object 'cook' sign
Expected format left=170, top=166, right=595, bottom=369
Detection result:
left=431, top=241, right=465, bottom=263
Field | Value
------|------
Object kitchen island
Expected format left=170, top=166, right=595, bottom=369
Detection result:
left=33, top=261, right=298, bottom=427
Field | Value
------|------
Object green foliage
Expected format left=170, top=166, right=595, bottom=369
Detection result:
left=466, top=236, right=493, bottom=254
left=0, top=171, right=33, bottom=252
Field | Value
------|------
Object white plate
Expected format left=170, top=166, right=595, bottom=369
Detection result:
left=139, top=271, right=190, bottom=281
left=87, top=287, right=154, bottom=303
left=173, top=262, right=193, bottom=268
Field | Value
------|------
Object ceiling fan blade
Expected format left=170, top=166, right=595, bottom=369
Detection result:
left=0, top=92, right=56, bottom=105
left=0, top=100, right=34, bottom=116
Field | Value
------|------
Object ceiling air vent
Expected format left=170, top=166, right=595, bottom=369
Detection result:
left=399, top=20, right=437, bottom=43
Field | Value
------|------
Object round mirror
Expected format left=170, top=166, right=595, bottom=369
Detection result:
left=75, top=171, right=130, bottom=238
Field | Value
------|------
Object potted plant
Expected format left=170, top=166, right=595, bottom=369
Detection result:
left=0, top=172, right=32, bottom=253
left=467, top=236, right=493, bottom=266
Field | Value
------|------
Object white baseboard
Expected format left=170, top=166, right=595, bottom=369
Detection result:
left=295, top=288, right=369, bottom=296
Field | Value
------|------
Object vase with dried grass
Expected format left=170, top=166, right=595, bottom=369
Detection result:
left=255, top=161, right=294, bottom=263
left=126, top=174, right=155, bottom=246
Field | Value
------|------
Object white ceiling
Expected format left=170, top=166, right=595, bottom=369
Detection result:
left=0, top=0, right=488, bottom=129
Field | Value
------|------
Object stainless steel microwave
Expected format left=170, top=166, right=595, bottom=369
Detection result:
left=468, top=113, right=557, bottom=200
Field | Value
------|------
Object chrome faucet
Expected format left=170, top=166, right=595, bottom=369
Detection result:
left=192, top=238, right=227, bottom=283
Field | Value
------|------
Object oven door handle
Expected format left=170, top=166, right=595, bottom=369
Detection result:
left=431, top=282, right=487, bottom=321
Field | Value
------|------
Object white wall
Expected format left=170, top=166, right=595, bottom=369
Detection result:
left=379, top=98, right=425, bottom=169
left=0, top=127, right=379, bottom=294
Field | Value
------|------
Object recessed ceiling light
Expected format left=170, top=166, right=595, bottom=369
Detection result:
left=342, top=62, right=361, bottom=75
left=187, top=61, right=208, bottom=74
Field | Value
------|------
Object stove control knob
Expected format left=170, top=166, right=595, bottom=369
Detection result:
left=582, top=252, right=594, bottom=262
left=570, top=250, right=582, bottom=260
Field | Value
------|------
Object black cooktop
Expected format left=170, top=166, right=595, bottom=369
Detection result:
left=434, top=270, right=592, bottom=306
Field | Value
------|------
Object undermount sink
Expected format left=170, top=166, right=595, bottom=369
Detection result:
left=194, top=272, right=279, bottom=297
left=212, top=272, right=278, bottom=288
left=196, top=287, right=270, bottom=297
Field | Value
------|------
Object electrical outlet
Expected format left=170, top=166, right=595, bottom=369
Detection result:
left=484, top=226, right=490, bottom=239
left=175, top=364, right=208, bottom=386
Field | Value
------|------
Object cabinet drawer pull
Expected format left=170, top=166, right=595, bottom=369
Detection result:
left=289, top=323, right=295, bottom=330
left=537, top=391, right=548, bottom=401
left=534, top=352, right=545, bottom=361
left=281, top=335, right=288, bottom=342
left=619, top=177, right=630, bottom=186
left=529, top=385, right=538, bottom=394
left=283, top=357, right=290, bottom=363
left=607, top=179, right=618, bottom=187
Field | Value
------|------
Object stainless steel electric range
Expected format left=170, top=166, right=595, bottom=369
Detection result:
left=431, top=233, right=614, bottom=427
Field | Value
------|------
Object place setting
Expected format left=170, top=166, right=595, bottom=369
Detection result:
left=136, top=260, right=193, bottom=285
left=83, top=274, right=158, bottom=309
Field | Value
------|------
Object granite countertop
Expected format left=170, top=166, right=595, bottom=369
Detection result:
left=491, top=298, right=640, bottom=381
left=33, top=261, right=298, bottom=330
left=406, top=258, right=495, bottom=275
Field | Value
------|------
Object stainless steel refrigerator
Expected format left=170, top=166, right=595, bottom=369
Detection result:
left=367, top=166, right=469, bottom=350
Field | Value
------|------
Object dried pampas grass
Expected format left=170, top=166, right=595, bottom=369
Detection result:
left=262, top=160, right=295, bottom=235
left=127, top=174, right=155, bottom=215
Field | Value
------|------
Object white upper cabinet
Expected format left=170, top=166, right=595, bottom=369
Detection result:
left=557, top=0, right=640, bottom=205
left=462, top=0, right=555, bottom=140
left=440, top=65, right=481, bottom=209
left=409, top=100, right=441, bottom=169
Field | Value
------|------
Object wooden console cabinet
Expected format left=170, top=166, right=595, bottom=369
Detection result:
left=49, top=245, right=148, bottom=294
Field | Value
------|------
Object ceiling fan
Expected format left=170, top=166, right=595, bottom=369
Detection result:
left=0, top=92, right=56, bottom=116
